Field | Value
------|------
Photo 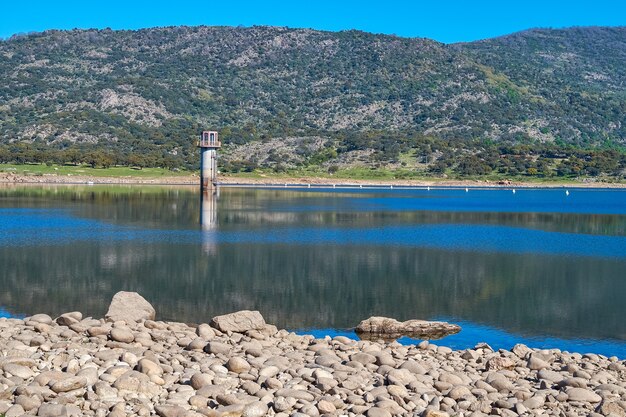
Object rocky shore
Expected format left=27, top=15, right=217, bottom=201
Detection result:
left=0, top=292, right=624, bottom=417
left=2, top=171, right=626, bottom=189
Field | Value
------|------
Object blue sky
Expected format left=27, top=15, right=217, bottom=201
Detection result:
left=1, top=0, right=625, bottom=43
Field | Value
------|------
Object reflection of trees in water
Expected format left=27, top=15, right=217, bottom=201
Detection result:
left=0, top=243, right=624, bottom=341
left=1, top=186, right=624, bottom=236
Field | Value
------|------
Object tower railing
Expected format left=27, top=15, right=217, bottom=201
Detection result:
left=198, top=131, right=221, bottom=148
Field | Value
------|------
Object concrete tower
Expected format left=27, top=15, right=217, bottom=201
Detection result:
left=198, top=130, right=220, bottom=190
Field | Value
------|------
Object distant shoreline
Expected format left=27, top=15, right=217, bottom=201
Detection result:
left=1, top=172, right=626, bottom=189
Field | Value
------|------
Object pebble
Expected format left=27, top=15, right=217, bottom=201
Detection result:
left=566, top=387, right=603, bottom=403
left=109, top=328, right=134, bottom=343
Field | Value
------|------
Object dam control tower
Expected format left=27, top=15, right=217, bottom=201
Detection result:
left=198, top=130, right=220, bottom=190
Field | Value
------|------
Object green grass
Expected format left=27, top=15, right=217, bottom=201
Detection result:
left=3, top=163, right=623, bottom=184
left=0, top=163, right=193, bottom=178
left=224, top=167, right=625, bottom=184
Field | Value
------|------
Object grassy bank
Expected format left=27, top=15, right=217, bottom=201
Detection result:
left=223, top=166, right=625, bottom=186
left=0, top=163, right=192, bottom=178
left=1, top=163, right=624, bottom=187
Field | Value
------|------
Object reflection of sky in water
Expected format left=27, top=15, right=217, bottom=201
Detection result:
left=300, top=320, right=626, bottom=359
left=1, top=209, right=625, bottom=258
left=267, top=188, right=626, bottom=215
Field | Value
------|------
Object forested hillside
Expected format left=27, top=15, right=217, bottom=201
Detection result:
left=0, top=25, right=625, bottom=178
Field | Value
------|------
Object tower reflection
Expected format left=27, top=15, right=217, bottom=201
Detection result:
left=200, top=188, right=219, bottom=254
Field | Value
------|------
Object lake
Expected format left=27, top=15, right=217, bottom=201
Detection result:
left=0, top=184, right=625, bottom=357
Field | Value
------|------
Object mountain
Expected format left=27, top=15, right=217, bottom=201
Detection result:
left=0, top=25, right=625, bottom=176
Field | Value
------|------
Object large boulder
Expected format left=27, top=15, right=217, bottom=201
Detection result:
left=210, top=310, right=266, bottom=333
left=105, top=291, right=156, bottom=323
left=355, top=316, right=460, bottom=340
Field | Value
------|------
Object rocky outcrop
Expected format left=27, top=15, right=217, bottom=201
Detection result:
left=105, top=291, right=156, bottom=323
left=355, top=316, right=461, bottom=340
left=209, top=310, right=266, bottom=333
left=0, top=294, right=623, bottom=417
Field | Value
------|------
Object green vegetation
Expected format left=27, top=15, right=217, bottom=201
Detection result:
left=1, top=26, right=625, bottom=180
left=0, top=163, right=191, bottom=178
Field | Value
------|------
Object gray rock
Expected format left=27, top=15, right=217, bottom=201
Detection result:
left=566, top=387, right=602, bottom=403
left=190, top=373, right=213, bottom=390
left=137, top=358, right=163, bottom=376
left=226, top=356, right=251, bottom=373
left=50, top=376, right=88, bottom=393
left=596, top=400, right=626, bottom=417
left=105, top=291, right=156, bottom=323
left=528, top=356, right=550, bottom=370
left=37, top=404, right=67, bottom=417
left=110, top=327, right=135, bottom=343
left=2, top=363, right=34, bottom=379
left=15, top=394, right=41, bottom=412
left=210, top=310, right=266, bottom=333
left=155, top=405, right=187, bottom=417
left=243, top=401, right=269, bottom=417
left=113, top=370, right=161, bottom=396
left=4, top=405, right=25, bottom=417
left=28, top=313, right=53, bottom=325
left=355, top=316, right=460, bottom=339
left=538, top=369, right=564, bottom=382
left=367, top=407, right=392, bottom=417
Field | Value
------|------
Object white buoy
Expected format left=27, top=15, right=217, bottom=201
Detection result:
left=359, top=185, right=363, bottom=189
left=285, top=183, right=288, bottom=187
left=427, top=186, right=430, bottom=191
left=512, top=189, right=516, bottom=194
left=465, top=187, right=469, bottom=192
left=308, top=184, right=311, bottom=188
left=390, top=185, right=393, bottom=189
left=333, top=184, right=336, bottom=189
left=566, top=190, right=570, bottom=196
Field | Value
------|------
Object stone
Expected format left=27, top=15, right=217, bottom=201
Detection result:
left=523, top=394, right=546, bottom=409
left=36, top=404, right=69, bottom=417
left=2, top=363, right=34, bottom=379
left=596, top=400, right=626, bottom=417
left=191, top=373, right=213, bottom=389
left=226, top=357, right=251, bottom=373
left=137, top=358, right=163, bottom=376
left=242, top=401, right=269, bottom=417
left=50, top=376, right=88, bottom=393
left=486, top=356, right=516, bottom=370
left=113, top=370, right=161, bottom=396
left=105, top=291, right=156, bottom=323
left=205, top=341, right=231, bottom=355
left=317, top=400, right=336, bottom=414
left=210, top=310, right=266, bottom=333
left=28, top=313, right=53, bottom=325
left=538, top=369, right=564, bottom=382
left=110, top=327, right=135, bottom=343
left=4, top=405, right=25, bottom=417
left=422, top=409, right=450, bottom=417
left=155, top=405, right=187, bottom=417
left=196, top=323, right=216, bottom=339
left=512, top=344, right=533, bottom=358
left=15, top=394, right=41, bottom=412
left=355, top=316, right=460, bottom=339
left=56, top=312, right=81, bottom=326
left=351, top=352, right=377, bottom=364
left=566, top=387, right=602, bottom=403
left=528, top=356, right=550, bottom=370
left=274, top=396, right=297, bottom=412
left=367, top=407, right=392, bottom=417
left=448, top=385, right=472, bottom=400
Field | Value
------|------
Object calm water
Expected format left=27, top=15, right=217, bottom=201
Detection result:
left=0, top=185, right=625, bottom=357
